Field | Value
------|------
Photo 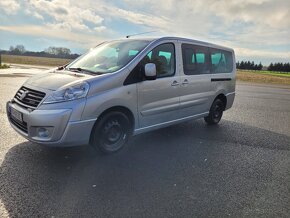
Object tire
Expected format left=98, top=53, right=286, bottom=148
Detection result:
left=91, top=111, right=131, bottom=154
left=204, top=98, right=224, bottom=125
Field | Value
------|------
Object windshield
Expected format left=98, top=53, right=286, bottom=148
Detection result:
left=66, top=40, right=150, bottom=74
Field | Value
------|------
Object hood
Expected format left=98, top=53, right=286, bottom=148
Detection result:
left=24, top=70, right=94, bottom=91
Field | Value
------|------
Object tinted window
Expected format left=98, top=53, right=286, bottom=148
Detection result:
left=210, top=49, right=233, bottom=73
left=142, top=43, right=175, bottom=78
left=182, top=44, right=209, bottom=75
left=196, top=53, right=205, bottom=63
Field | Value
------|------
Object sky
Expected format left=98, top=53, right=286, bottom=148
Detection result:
left=0, top=0, right=289, bottom=65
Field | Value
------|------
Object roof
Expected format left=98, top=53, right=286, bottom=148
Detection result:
left=107, top=36, right=234, bottom=52
left=154, top=36, right=234, bottom=51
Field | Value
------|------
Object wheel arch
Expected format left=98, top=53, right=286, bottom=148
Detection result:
left=89, top=106, right=135, bottom=144
left=214, top=93, right=227, bottom=110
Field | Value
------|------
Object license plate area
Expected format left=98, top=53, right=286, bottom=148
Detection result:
left=10, top=107, right=23, bottom=122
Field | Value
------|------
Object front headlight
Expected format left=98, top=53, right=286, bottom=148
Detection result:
left=43, top=82, right=90, bottom=104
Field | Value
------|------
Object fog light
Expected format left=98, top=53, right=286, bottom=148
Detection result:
left=37, top=127, right=50, bottom=138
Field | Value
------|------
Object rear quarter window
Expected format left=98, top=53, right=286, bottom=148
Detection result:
left=210, top=49, right=233, bottom=73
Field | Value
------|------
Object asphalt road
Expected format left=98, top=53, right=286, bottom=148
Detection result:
left=0, top=68, right=290, bottom=218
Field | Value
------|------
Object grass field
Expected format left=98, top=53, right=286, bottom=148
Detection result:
left=241, top=69, right=290, bottom=77
left=237, top=70, right=290, bottom=85
left=1, top=54, right=73, bottom=66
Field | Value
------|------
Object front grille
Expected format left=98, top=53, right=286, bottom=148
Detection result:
left=9, top=114, right=28, bottom=133
left=14, top=86, right=46, bottom=110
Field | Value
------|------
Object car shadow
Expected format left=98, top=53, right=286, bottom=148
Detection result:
left=0, top=120, right=289, bottom=217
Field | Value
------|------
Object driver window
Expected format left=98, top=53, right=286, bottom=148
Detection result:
left=142, top=43, right=175, bottom=78
left=124, top=43, right=176, bottom=85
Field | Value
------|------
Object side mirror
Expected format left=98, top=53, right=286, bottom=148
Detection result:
left=144, top=63, right=157, bottom=80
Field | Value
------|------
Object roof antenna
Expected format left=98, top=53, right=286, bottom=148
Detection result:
left=126, top=30, right=158, bottom=38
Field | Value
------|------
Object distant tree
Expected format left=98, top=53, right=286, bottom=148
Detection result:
left=274, top=62, right=281, bottom=71
left=246, top=61, right=249, bottom=69
left=45, top=46, right=71, bottom=57
left=250, top=61, right=255, bottom=70
left=8, top=45, right=26, bottom=54
left=58, top=47, right=71, bottom=56
left=15, top=45, right=25, bottom=54
left=268, top=63, right=273, bottom=71
left=284, top=63, right=290, bottom=72
left=240, top=61, right=245, bottom=69
left=274, top=63, right=278, bottom=71
left=279, top=62, right=284, bottom=71
left=4, top=45, right=80, bottom=59
left=237, top=60, right=264, bottom=71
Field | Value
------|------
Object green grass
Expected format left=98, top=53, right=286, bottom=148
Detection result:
left=243, top=70, right=290, bottom=78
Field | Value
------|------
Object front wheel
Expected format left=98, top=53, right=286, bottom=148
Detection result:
left=91, top=111, right=131, bottom=154
left=204, top=99, right=224, bottom=125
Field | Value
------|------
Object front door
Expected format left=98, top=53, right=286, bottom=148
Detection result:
left=137, top=42, right=180, bottom=128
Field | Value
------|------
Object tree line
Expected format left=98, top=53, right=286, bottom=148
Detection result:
left=0, top=44, right=80, bottom=59
left=236, top=61, right=263, bottom=70
left=236, top=61, right=290, bottom=72
left=268, top=62, right=290, bottom=72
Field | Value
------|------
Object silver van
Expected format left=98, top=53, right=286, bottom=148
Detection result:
left=6, top=37, right=236, bottom=153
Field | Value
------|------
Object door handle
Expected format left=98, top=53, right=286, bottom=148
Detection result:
left=171, top=81, right=180, bottom=86
left=182, top=79, right=189, bottom=85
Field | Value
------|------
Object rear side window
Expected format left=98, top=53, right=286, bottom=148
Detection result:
left=210, top=49, right=233, bottom=73
left=182, top=44, right=209, bottom=75
left=196, top=53, right=205, bottom=63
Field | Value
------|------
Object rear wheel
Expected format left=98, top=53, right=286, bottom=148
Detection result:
left=91, top=111, right=131, bottom=154
left=204, top=98, right=224, bottom=125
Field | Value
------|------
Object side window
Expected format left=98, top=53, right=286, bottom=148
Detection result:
left=123, top=43, right=175, bottom=85
left=182, top=44, right=209, bottom=75
left=143, top=43, right=175, bottom=78
left=210, top=49, right=233, bottom=73
left=196, top=53, right=205, bottom=63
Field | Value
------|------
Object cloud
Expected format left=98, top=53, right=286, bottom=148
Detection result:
left=208, top=0, right=290, bottom=29
left=24, top=9, right=44, bottom=20
left=0, top=0, right=289, bottom=64
left=236, top=47, right=290, bottom=59
left=0, top=25, right=104, bottom=47
left=94, top=26, right=107, bottom=32
left=116, top=0, right=290, bottom=62
left=26, top=0, right=104, bottom=32
left=0, top=0, right=20, bottom=14
left=102, top=7, right=170, bottom=29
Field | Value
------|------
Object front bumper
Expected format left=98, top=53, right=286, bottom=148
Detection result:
left=6, top=101, right=96, bottom=147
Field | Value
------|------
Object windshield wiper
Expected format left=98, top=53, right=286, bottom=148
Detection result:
left=67, top=67, right=97, bottom=75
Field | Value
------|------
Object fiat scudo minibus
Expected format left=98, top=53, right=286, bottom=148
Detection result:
left=7, top=37, right=236, bottom=153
